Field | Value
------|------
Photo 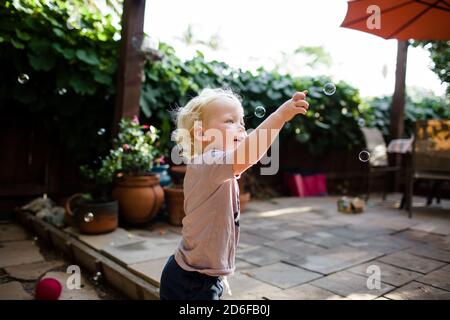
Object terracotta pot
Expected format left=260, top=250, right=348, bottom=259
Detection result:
left=169, top=165, right=187, bottom=185
left=65, top=193, right=118, bottom=234
left=112, top=174, right=164, bottom=224
left=163, top=185, right=185, bottom=226
left=239, top=192, right=251, bottom=213
left=238, top=173, right=251, bottom=213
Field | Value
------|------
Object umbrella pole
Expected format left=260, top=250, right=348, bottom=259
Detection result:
left=390, top=40, right=409, bottom=192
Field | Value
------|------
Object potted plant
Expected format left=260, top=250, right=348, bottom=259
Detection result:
left=67, top=152, right=120, bottom=235
left=110, top=117, right=164, bottom=225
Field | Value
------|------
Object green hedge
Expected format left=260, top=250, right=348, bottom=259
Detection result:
left=1, top=0, right=448, bottom=167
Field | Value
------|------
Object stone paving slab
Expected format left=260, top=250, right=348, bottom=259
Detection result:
left=0, top=223, right=29, bottom=242
left=432, top=236, right=450, bottom=252
left=102, top=240, right=178, bottom=266
left=263, top=283, right=347, bottom=300
left=236, top=245, right=299, bottom=266
left=410, top=221, right=450, bottom=236
left=4, top=260, right=65, bottom=281
left=221, top=273, right=283, bottom=300
left=347, top=261, right=422, bottom=287
left=311, top=270, right=395, bottom=300
left=392, top=229, right=445, bottom=244
left=0, top=240, right=45, bottom=268
left=284, top=245, right=383, bottom=275
left=0, top=281, right=32, bottom=300
left=238, top=231, right=272, bottom=250
left=65, top=227, right=147, bottom=251
left=415, top=264, right=450, bottom=291
left=125, top=228, right=180, bottom=246
left=297, top=230, right=351, bottom=248
left=379, top=252, right=446, bottom=274
left=128, top=257, right=169, bottom=287
left=384, top=281, right=450, bottom=300
left=407, top=245, right=450, bottom=263
left=263, top=238, right=325, bottom=255
left=326, top=225, right=393, bottom=241
left=242, top=262, right=322, bottom=289
left=346, top=234, right=421, bottom=254
left=235, top=259, right=259, bottom=271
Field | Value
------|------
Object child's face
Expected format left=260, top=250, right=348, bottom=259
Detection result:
left=201, top=98, right=246, bottom=152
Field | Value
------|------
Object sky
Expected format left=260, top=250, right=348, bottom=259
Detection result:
left=142, top=0, right=447, bottom=98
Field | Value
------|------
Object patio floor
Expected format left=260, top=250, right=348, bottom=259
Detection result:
left=5, top=192, right=450, bottom=300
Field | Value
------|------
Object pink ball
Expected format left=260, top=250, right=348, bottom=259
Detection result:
left=35, top=277, right=62, bottom=300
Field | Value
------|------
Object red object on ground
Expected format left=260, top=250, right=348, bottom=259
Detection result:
left=35, top=278, right=62, bottom=300
left=284, top=173, right=327, bottom=197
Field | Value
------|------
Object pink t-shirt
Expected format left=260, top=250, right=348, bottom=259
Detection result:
left=174, top=149, right=241, bottom=276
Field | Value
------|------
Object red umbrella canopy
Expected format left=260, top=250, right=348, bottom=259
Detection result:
left=340, top=0, right=450, bottom=40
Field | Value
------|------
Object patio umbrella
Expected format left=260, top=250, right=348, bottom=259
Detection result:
left=340, top=0, right=450, bottom=40
left=340, top=0, right=450, bottom=141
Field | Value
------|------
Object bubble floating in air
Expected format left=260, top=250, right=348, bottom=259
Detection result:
left=358, top=150, right=370, bottom=162
left=254, top=106, right=266, bottom=118
left=97, top=128, right=106, bottom=136
left=84, top=212, right=94, bottom=223
left=18, top=74, right=29, bottom=84
left=323, top=82, right=336, bottom=96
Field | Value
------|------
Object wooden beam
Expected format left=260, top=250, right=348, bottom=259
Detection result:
left=389, top=40, right=409, bottom=141
left=113, top=0, right=147, bottom=136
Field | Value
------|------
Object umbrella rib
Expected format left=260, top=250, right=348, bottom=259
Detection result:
left=388, top=0, right=445, bottom=38
left=342, top=0, right=416, bottom=27
left=414, top=0, right=450, bottom=11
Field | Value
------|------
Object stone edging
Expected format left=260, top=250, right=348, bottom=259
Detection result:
left=14, top=208, right=160, bottom=300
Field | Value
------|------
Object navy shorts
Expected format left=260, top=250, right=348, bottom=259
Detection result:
left=159, top=255, right=224, bottom=300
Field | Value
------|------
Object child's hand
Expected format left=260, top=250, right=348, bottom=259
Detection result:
left=276, top=91, right=309, bottom=122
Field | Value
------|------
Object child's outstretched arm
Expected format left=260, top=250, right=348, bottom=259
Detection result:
left=232, top=91, right=309, bottom=176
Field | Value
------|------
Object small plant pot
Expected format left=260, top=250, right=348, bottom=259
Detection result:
left=151, top=164, right=171, bottom=187
left=112, top=173, right=164, bottom=225
left=163, top=185, right=185, bottom=226
left=65, top=193, right=118, bottom=234
left=240, top=192, right=251, bottom=213
left=169, top=165, right=187, bottom=185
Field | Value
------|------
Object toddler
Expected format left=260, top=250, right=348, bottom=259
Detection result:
left=159, top=88, right=309, bottom=300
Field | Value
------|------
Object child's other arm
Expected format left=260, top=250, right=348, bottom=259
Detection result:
left=232, top=91, right=309, bottom=176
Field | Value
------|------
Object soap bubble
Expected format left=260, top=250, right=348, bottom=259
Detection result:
left=57, top=88, right=67, bottom=95
left=97, top=128, right=106, bottom=136
left=92, top=272, right=102, bottom=284
left=357, top=118, right=366, bottom=127
left=254, top=106, right=266, bottom=118
left=18, top=74, right=29, bottom=84
left=358, top=150, right=370, bottom=162
left=295, top=128, right=300, bottom=134
left=84, top=212, right=94, bottom=223
left=323, top=82, right=336, bottom=96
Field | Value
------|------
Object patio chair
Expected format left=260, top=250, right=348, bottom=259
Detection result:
left=405, top=120, right=450, bottom=218
left=360, top=127, right=401, bottom=202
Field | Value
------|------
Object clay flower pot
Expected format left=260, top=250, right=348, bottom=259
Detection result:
left=112, top=173, right=164, bottom=224
left=65, top=193, right=118, bottom=234
left=163, top=185, right=185, bottom=226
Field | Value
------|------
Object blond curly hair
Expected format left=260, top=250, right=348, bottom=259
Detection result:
left=171, top=88, right=242, bottom=159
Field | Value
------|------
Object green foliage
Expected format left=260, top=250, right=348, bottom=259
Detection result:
left=412, top=40, right=449, bottom=93
left=0, top=0, right=120, bottom=161
left=1, top=0, right=448, bottom=168
left=363, top=88, right=450, bottom=140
